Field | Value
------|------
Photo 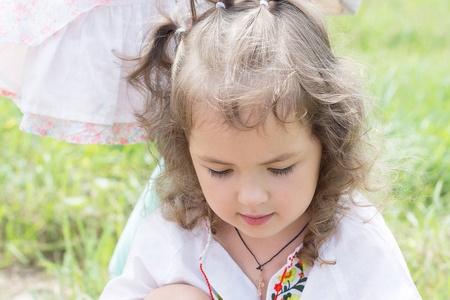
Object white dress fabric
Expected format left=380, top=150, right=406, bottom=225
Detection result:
left=17, top=0, right=157, bottom=144
left=0, top=0, right=115, bottom=46
left=100, top=196, right=422, bottom=300
left=0, top=0, right=195, bottom=144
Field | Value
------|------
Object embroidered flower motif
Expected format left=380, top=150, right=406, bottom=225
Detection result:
left=284, top=294, right=300, bottom=300
left=271, top=259, right=308, bottom=300
left=279, top=268, right=296, bottom=284
left=274, top=282, right=282, bottom=293
left=296, top=261, right=307, bottom=278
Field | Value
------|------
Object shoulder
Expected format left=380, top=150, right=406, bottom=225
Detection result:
left=100, top=209, right=210, bottom=299
left=131, top=209, right=209, bottom=269
left=303, top=194, right=422, bottom=299
left=335, top=194, right=403, bottom=257
left=135, top=210, right=206, bottom=249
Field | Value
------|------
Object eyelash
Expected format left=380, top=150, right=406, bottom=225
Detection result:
left=208, top=165, right=295, bottom=178
left=209, top=169, right=232, bottom=178
left=268, top=165, right=295, bottom=176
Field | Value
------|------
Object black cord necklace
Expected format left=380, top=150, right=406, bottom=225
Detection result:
left=234, top=222, right=309, bottom=297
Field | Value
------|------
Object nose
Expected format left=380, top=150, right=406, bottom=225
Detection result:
left=237, top=177, right=269, bottom=207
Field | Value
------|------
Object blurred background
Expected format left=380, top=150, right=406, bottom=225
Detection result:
left=0, top=0, right=449, bottom=299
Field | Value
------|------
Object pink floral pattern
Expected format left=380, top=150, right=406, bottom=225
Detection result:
left=20, top=113, right=147, bottom=145
left=0, top=0, right=113, bottom=45
left=0, top=88, right=17, bottom=99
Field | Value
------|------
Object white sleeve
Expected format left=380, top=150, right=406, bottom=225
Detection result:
left=99, top=222, right=159, bottom=299
left=100, top=211, right=210, bottom=300
left=99, top=212, right=173, bottom=300
left=303, top=205, right=422, bottom=299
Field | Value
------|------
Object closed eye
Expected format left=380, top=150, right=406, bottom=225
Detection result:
left=209, top=169, right=233, bottom=178
left=268, top=165, right=295, bottom=176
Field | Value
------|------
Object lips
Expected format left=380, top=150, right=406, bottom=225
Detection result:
left=239, top=213, right=274, bottom=226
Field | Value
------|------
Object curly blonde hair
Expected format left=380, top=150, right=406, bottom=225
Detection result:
left=129, top=0, right=375, bottom=265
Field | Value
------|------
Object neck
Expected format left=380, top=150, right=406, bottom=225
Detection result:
left=216, top=214, right=310, bottom=265
left=213, top=216, right=310, bottom=300
left=235, top=215, right=310, bottom=251
left=232, top=218, right=310, bottom=299
left=237, top=220, right=309, bottom=264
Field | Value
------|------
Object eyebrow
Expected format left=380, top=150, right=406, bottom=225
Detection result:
left=196, top=152, right=298, bottom=166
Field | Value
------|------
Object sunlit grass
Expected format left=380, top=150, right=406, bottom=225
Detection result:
left=1, top=0, right=449, bottom=298
left=327, top=0, right=450, bottom=298
left=0, top=98, right=153, bottom=298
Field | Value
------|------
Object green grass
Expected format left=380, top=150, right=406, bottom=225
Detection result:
left=0, top=105, right=154, bottom=298
left=327, top=0, right=450, bottom=297
left=1, top=0, right=449, bottom=298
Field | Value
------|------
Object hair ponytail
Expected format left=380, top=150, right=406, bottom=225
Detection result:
left=128, top=17, right=183, bottom=141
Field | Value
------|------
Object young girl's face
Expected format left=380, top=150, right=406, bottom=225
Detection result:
left=189, top=112, right=322, bottom=240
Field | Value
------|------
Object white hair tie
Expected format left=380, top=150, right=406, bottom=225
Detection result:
left=260, top=0, right=269, bottom=7
left=216, top=1, right=226, bottom=9
left=175, top=28, right=185, bottom=36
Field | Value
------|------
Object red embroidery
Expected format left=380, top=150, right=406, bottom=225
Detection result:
left=286, top=251, right=299, bottom=268
left=274, top=282, right=282, bottom=292
left=200, top=263, right=215, bottom=300
left=203, top=217, right=210, bottom=229
left=273, top=266, right=288, bottom=300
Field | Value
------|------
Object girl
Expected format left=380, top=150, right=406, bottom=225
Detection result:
left=107, top=0, right=364, bottom=277
left=101, top=0, right=420, bottom=299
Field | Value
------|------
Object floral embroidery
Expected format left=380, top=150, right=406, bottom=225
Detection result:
left=297, top=261, right=305, bottom=278
left=279, top=268, right=296, bottom=284
left=282, top=294, right=300, bottom=300
left=271, top=261, right=308, bottom=300
left=274, top=282, right=283, bottom=293
left=19, top=112, right=147, bottom=145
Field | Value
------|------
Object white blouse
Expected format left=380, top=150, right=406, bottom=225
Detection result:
left=100, top=197, right=421, bottom=299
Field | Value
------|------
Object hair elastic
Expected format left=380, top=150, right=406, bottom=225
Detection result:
left=216, top=1, right=226, bottom=9
left=260, top=0, right=269, bottom=7
left=175, top=27, right=186, bottom=36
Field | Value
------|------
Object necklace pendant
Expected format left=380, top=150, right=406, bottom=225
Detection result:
left=234, top=224, right=309, bottom=298
left=257, top=269, right=265, bottom=297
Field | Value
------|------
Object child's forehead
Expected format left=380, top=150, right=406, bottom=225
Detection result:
left=191, top=105, right=301, bottom=137
left=189, top=110, right=318, bottom=161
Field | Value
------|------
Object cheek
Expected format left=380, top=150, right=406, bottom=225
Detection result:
left=194, top=168, right=232, bottom=204
left=274, top=179, right=304, bottom=206
left=200, top=180, right=235, bottom=219
left=275, top=168, right=317, bottom=203
left=193, top=165, right=210, bottom=194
